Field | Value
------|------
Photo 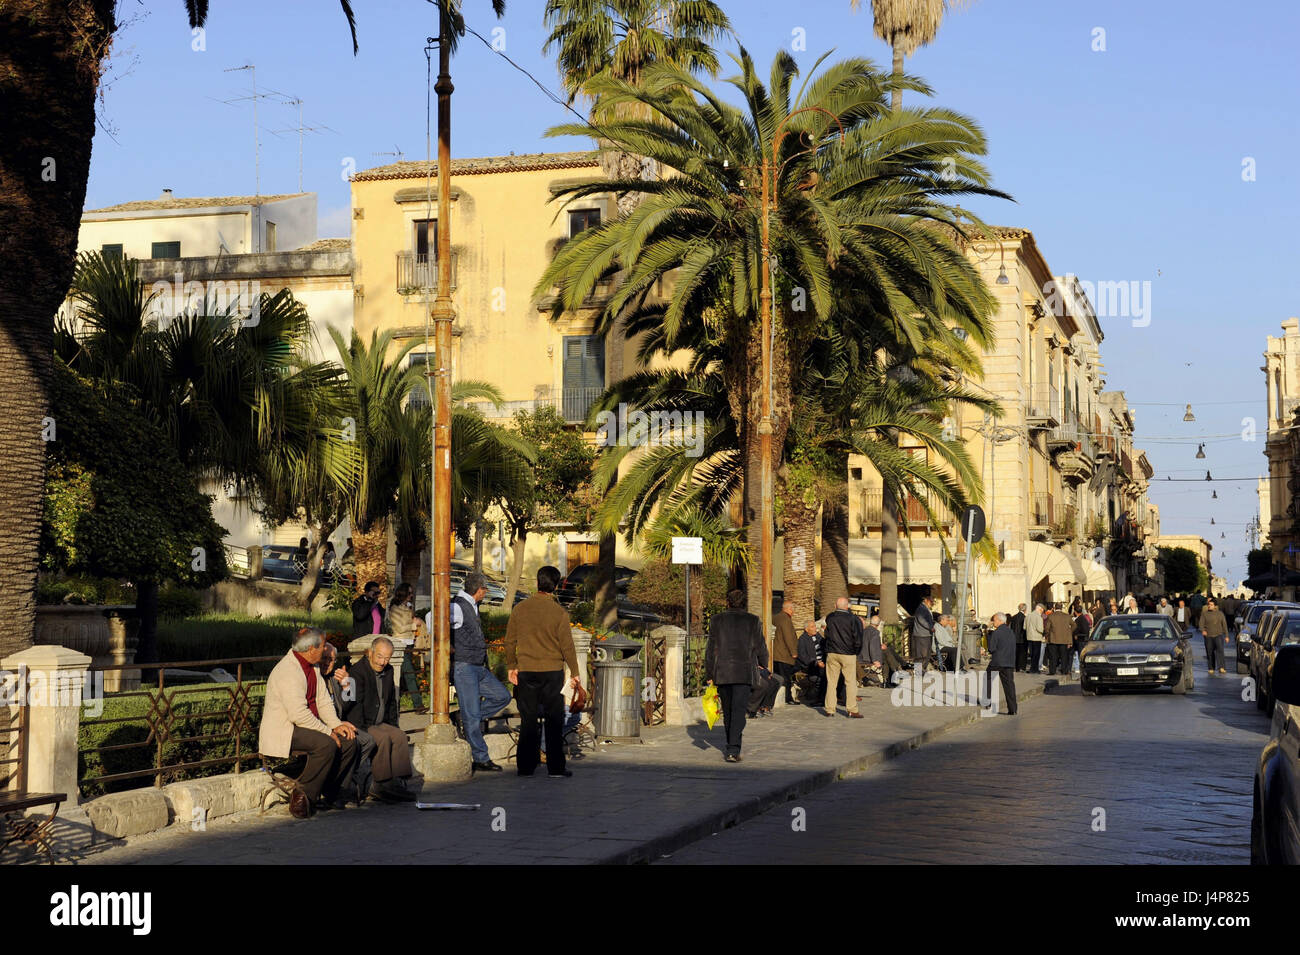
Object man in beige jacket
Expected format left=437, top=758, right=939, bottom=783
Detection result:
left=505, top=565, right=582, bottom=778
left=259, top=627, right=359, bottom=817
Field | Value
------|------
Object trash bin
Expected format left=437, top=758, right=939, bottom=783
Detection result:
left=591, top=633, right=644, bottom=743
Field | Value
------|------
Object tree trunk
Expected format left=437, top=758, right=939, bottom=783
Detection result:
left=0, top=2, right=115, bottom=659
left=504, top=525, right=528, bottom=608
left=352, top=519, right=389, bottom=602
left=781, top=482, right=819, bottom=627
left=472, top=519, right=485, bottom=574
left=294, top=523, right=330, bottom=612
left=595, top=531, right=618, bottom=630
left=134, top=579, right=159, bottom=665
left=819, top=484, right=850, bottom=611
left=880, top=484, right=900, bottom=628
left=891, top=44, right=904, bottom=112
left=395, top=535, right=425, bottom=592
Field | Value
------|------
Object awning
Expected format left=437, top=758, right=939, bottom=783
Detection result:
left=1025, top=540, right=1079, bottom=587
left=848, top=538, right=949, bottom=586
left=1082, top=556, right=1114, bottom=592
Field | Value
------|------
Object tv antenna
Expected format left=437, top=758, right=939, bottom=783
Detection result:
left=219, top=64, right=296, bottom=196
left=270, top=97, right=337, bottom=192
left=372, top=145, right=406, bottom=163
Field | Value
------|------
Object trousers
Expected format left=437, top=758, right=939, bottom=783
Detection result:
left=984, top=666, right=1018, bottom=715
left=289, top=725, right=359, bottom=803
left=717, top=683, right=750, bottom=757
left=516, top=670, right=566, bottom=776
left=365, top=722, right=412, bottom=782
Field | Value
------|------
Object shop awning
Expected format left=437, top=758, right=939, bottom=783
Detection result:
left=1025, top=540, right=1080, bottom=587
left=848, top=537, right=949, bottom=586
left=1082, top=556, right=1114, bottom=592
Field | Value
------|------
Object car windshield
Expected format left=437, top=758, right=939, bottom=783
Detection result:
left=1091, top=618, right=1176, bottom=641
left=1281, top=621, right=1300, bottom=645
left=1246, top=604, right=1267, bottom=624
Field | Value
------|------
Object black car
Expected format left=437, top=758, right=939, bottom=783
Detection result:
left=1254, top=611, right=1300, bottom=716
left=1079, top=614, right=1193, bottom=696
left=1251, top=644, right=1300, bottom=863
left=1238, top=601, right=1296, bottom=674
left=556, top=563, right=637, bottom=605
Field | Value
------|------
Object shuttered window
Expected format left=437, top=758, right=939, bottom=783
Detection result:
left=561, top=335, right=603, bottom=423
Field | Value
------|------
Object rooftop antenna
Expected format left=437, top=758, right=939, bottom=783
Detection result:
left=270, top=97, right=337, bottom=192
left=372, top=145, right=406, bottom=163
left=220, top=64, right=278, bottom=196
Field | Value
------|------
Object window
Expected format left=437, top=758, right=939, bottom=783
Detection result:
left=265, top=221, right=277, bottom=252
left=413, top=219, right=438, bottom=259
left=561, top=335, right=604, bottom=423
left=151, top=241, right=181, bottom=258
left=100, top=244, right=123, bottom=259
left=568, top=208, right=601, bottom=237
left=408, top=353, right=431, bottom=409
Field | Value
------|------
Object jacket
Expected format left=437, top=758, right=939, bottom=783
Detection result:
left=386, top=602, right=415, bottom=641
left=987, top=624, right=1016, bottom=668
left=797, top=631, right=824, bottom=668
left=505, top=592, right=579, bottom=675
left=822, top=610, right=863, bottom=656
left=1045, top=610, right=1074, bottom=646
left=1200, top=608, right=1228, bottom=639
left=860, top=626, right=883, bottom=665
left=912, top=602, right=935, bottom=639
left=705, top=610, right=766, bottom=685
left=351, top=595, right=384, bottom=637
left=1026, top=610, right=1044, bottom=641
left=773, top=612, right=799, bottom=665
left=258, top=651, right=342, bottom=758
left=1009, top=611, right=1026, bottom=640
left=342, top=656, right=399, bottom=729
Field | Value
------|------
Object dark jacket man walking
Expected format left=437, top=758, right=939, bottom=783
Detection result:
left=1200, top=598, right=1229, bottom=675
left=984, top=613, right=1018, bottom=715
left=705, top=589, right=767, bottom=762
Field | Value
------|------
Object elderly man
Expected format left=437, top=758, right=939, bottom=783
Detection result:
left=320, top=643, right=377, bottom=805
left=822, top=597, right=864, bottom=718
left=453, top=572, right=512, bottom=773
left=1200, top=597, right=1229, bottom=676
left=1025, top=603, right=1045, bottom=674
left=773, top=600, right=800, bottom=705
left=341, top=636, right=417, bottom=801
left=933, top=613, right=957, bottom=671
left=259, top=628, right=359, bottom=818
left=1044, top=603, right=1074, bottom=677
left=796, top=621, right=826, bottom=706
left=705, top=589, right=768, bottom=760
left=859, top=613, right=885, bottom=686
left=984, top=613, right=1018, bottom=715
left=911, top=595, right=936, bottom=673
left=1010, top=603, right=1027, bottom=672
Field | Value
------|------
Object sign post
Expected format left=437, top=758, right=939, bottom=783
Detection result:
left=671, top=536, right=704, bottom=694
left=955, top=506, right=985, bottom=673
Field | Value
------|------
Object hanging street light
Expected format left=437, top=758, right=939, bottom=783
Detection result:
left=1212, top=490, right=1218, bottom=499
left=1184, top=404, right=1196, bottom=422
left=1196, top=443, right=1206, bottom=459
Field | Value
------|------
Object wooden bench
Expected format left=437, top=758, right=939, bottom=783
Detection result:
left=0, top=791, right=67, bottom=860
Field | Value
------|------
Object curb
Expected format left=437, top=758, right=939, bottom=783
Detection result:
left=606, top=678, right=1060, bottom=864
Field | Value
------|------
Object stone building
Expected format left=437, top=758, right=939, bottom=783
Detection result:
left=1263, top=318, right=1300, bottom=569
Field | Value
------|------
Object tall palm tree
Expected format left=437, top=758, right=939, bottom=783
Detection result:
left=851, top=0, right=973, bottom=110
left=538, top=48, right=1005, bottom=615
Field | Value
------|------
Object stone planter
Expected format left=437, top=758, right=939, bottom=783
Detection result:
left=34, top=605, right=140, bottom=691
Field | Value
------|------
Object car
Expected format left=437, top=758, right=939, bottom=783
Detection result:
left=1253, top=610, right=1300, bottom=716
left=1078, top=614, right=1193, bottom=696
left=258, top=545, right=341, bottom=587
left=556, top=563, right=637, bottom=605
left=1251, top=643, right=1300, bottom=863
left=1238, top=601, right=1297, bottom=673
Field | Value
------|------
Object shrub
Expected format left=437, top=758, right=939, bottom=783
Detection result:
left=569, top=600, right=595, bottom=628
left=882, top=623, right=907, bottom=655
left=157, top=583, right=203, bottom=619
left=36, top=573, right=134, bottom=606
left=625, top=559, right=729, bottom=625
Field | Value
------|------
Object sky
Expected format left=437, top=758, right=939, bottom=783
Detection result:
left=85, top=0, right=1300, bottom=587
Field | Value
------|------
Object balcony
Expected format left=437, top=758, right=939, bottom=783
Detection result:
left=1057, top=447, right=1094, bottom=485
left=857, top=490, right=954, bottom=532
left=1029, top=492, right=1055, bottom=534
left=396, top=251, right=458, bottom=295
left=562, top=387, right=604, bottom=425
left=1027, top=389, right=1060, bottom=431
left=1051, top=504, right=1078, bottom=541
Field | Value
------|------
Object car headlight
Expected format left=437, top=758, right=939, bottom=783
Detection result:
left=1147, top=653, right=1172, bottom=663
left=1239, top=633, right=1251, bottom=643
left=1086, top=654, right=1107, bottom=664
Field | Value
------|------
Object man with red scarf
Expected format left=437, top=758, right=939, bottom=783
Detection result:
left=259, top=627, right=360, bottom=817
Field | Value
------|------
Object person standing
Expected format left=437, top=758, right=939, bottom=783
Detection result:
left=984, top=613, right=1018, bottom=715
left=1025, top=603, right=1045, bottom=674
left=1010, top=604, right=1027, bottom=672
left=911, top=595, right=936, bottom=672
left=705, top=589, right=768, bottom=761
left=1174, top=598, right=1188, bottom=634
left=505, top=566, right=583, bottom=778
left=1200, top=597, right=1229, bottom=676
left=822, top=597, right=864, bottom=719
left=1044, top=603, right=1074, bottom=677
left=773, top=600, right=800, bottom=705
left=351, top=581, right=385, bottom=638
left=1158, top=596, right=1174, bottom=621
left=453, top=572, right=513, bottom=772
left=386, top=582, right=424, bottom=713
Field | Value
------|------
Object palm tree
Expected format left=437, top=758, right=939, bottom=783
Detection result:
left=538, top=48, right=1005, bottom=615
left=851, top=0, right=973, bottom=110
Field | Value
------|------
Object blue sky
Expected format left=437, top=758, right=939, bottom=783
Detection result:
left=86, top=0, right=1300, bottom=586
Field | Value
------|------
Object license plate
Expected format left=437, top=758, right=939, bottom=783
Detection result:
left=1116, top=667, right=1139, bottom=676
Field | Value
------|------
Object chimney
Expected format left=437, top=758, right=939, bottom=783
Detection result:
left=160, top=188, right=173, bottom=199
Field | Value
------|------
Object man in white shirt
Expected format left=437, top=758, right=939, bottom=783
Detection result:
left=1025, top=603, right=1045, bottom=673
left=933, top=614, right=957, bottom=670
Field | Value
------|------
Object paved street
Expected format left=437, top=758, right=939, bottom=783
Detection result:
left=661, top=642, right=1271, bottom=864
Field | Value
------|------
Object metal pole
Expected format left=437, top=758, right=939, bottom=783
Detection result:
left=684, top=565, right=691, bottom=698
left=758, top=153, right=775, bottom=667
left=955, top=510, right=976, bottom=673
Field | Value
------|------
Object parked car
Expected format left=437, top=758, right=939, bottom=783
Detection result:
left=1239, top=601, right=1296, bottom=673
left=1253, top=610, right=1300, bottom=716
left=259, top=545, right=340, bottom=587
left=556, top=564, right=637, bottom=605
left=1251, top=644, right=1300, bottom=863
left=1079, top=614, right=1193, bottom=696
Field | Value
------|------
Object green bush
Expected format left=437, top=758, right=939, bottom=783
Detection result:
left=569, top=600, right=595, bottom=628
left=157, top=583, right=203, bottom=619
left=155, top=612, right=350, bottom=669
left=882, top=623, right=907, bottom=655
left=36, top=573, right=134, bottom=606
left=626, top=559, right=728, bottom=626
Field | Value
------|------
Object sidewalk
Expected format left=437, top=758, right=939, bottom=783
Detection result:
left=69, top=670, right=1057, bottom=865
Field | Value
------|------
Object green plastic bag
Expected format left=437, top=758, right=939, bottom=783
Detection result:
left=702, top=683, right=721, bottom=729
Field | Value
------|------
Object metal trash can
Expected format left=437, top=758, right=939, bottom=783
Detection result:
left=591, top=633, right=644, bottom=743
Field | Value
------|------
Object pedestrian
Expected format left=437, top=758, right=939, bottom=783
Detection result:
left=1025, top=602, right=1045, bottom=673
left=1123, top=592, right=1139, bottom=614
left=321, top=541, right=338, bottom=579
left=1108, top=597, right=1119, bottom=616
left=911, top=594, right=936, bottom=673
left=505, top=566, right=584, bottom=778
left=1044, top=603, right=1074, bottom=676
left=933, top=612, right=956, bottom=671
left=984, top=612, right=1018, bottom=715
left=293, top=536, right=309, bottom=578
left=386, top=582, right=424, bottom=713
left=704, top=589, right=768, bottom=762
left=1071, top=600, right=1093, bottom=675
left=452, top=572, right=512, bottom=772
left=822, top=597, right=864, bottom=718
left=1157, top=596, right=1174, bottom=621
left=1200, top=597, right=1229, bottom=676
left=1174, top=598, right=1188, bottom=634
left=351, top=580, right=385, bottom=637
left=796, top=621, right=827, bottom=705
left=773, top=599, right=800, bottom=705
left=1010, top=603, right=1027, bottom=672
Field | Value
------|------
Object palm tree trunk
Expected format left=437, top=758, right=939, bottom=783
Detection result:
left=352, top=520, right=389, bottom=602
left=819, top=487, right=850, bottom=610
left=781, top=486, right=819, bottom=626
left=595, top=532, right=618, bottom=629
left=891, top=43, right=904, bottom=111
left=880, top=484, right=900, bottom=629
left=396, top=535, right=425, bottom=591
left=472, top=519, right=485, bottom=574
left=0, top=2, right=115, bottom=659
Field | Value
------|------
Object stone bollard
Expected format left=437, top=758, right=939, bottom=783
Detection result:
left=1, top=645, right=94, bottom=805
left=570, top=627, right=592, bottom=724
left=651, top=625, right=687, bottom=725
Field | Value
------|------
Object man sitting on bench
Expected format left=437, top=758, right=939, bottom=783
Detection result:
left=259, top=627, right=359, bottom=818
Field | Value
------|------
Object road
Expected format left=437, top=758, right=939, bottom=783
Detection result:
left=660, top=642, right=1272, bottom=864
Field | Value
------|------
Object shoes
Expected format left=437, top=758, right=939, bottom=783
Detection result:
left=1218, top=668, right=1227, bottom=674
left=724, top=754, right=742, bottom=763
left=472, top=760, right=503, bottom=773
left=547, top=770, right=573, bottom=778
left=289, top=789, right=312, bottom=819
left=386, top=781, right=419, bottom=801
left=313, top=798, right=334, bottom=813
left=847, top=712, right=863, bottom=719
left=368, top=784, right=399, bottom=804
left=823, top=711, right=835, bottom=718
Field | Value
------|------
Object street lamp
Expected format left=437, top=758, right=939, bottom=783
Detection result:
left=1196, top=443, right=1206, bottom=459
left=1184, top=404, right=1196, bottom=422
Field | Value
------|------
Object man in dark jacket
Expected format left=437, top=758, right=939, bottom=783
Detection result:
left=319, top=643, right=376, bottom=805
left=705, top=589, right=766, bottom=762
left=1200, top=597, right=1229, bottom=675
left=983, top=613, right=1018, bottom=715
left=796, top=621, right=826, bottom=706
left=351, top=580, right=385, bottom=637
left=773, top=600, right=800, bottom=705
left=1044, top=604, right=1074, bottom=676
left=911, top=595, right=936, bottom=672
left=1010, top=603, right=1027, bottom=672
left=341, top=637, right=416, bottom=801
left=822, top=597, right=864, bottom=718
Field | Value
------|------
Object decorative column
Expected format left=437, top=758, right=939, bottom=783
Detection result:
left=1, top=645, right=93, bottom=804
left=570, top=626, right=592, bottom=725
left=652, top=625, right=687, bottom=725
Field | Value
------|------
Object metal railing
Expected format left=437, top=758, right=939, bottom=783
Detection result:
left=562, top=387, right=604, bottom=425
left=396, top=251, right=458, bottom=294
left=1031, top=492, right=1055, bottom=527
left=857, top=490, right=954, bottom=527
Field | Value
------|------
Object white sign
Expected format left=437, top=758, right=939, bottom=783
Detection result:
left=671, top=536, right=703, bottom=565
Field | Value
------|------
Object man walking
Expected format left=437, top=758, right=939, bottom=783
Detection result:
left=705, top=589, right=768, bottom=762
left=1158, top=596, right=1174, bottom=622
left=1025, top=603, right=1045, bottom=674
left=453, top=572, right=512, bottom=773
left=505, top=566, right=584, bottom=778
left=822, top=597, right=864, bottom=718
left=1200, top=597, right=1229, bottom=676
left=1010, top=603, right=1027, bottom=672
left=984, top=612, right=1018, bottom=715
left=912, top=595, right=936, bottom=672
left=1044, top=603, right=1074, bottom=677
left=773, top=599, right=800, bottom=705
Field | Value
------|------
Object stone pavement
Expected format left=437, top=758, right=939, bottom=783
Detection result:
left=69, top=669, right=1054, bottom=865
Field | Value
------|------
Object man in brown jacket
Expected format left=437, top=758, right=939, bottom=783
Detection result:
left=1199, top=597, right=1229, bottom=675
left=773, top=599, right=799, bottom=705
left=1044, top=604, right=1075, bottom=677
left=505, top=565, right=584, bottom=777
